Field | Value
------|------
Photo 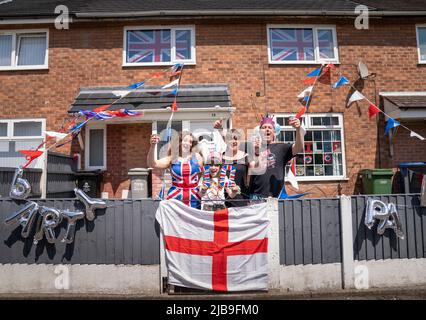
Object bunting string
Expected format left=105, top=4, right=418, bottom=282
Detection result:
left=296, top=64, right=425, bottom=141
left=19, top=64, right=184, bottom=168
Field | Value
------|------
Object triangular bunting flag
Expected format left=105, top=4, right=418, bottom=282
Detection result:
left=368, top=104, right=380, bottom=118
left=410, top=131, right=425, bottom=140
left=162, top=79, right=180, bottom=89
left=93, top=104, right=111, bottom=112
left=161, top=88, right=178, bottom=97
left=128, top=81, right=145, bottom=89
left=45, top=131, right=68, bottom=142
left=307, top=68, right=321, bottom=77
left=347, top=90, right=365, bottom=106
left=384, top=118, right=400, bottom=136
left=19, top=150, right=44, bottom=168
left=318, top=68, right=331, bottom=85
left=332, top=76, right=350, bottom=89
left=278, top=184, right=308, bottom=200
left=287, top=159, right=299, bottom=190
left=111, top=90, right=131, bottom=98
left=297, top=86, right=313, bottom=98
left=303, top=77, right=317, bottom=85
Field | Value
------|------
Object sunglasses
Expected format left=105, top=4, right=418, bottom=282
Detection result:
left=226, top=135, right=240, bottom=141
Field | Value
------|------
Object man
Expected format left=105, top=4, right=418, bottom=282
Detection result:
left=249, top=115, right=304, bottom=199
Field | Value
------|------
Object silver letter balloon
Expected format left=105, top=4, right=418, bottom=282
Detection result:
left=9, top=166, right=31, bottom=200
left=60, top=209, right=85, bottom=244
left=74, top=188, right=107, bottom=221
left=364, top=198, right=404, bottom=239
left=4, top=201, right=39, bottom=238
left=4, top=167, right=109, bottom=246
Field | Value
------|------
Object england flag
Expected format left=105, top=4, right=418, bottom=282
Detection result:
left=156, top=200, right=270, bottom=292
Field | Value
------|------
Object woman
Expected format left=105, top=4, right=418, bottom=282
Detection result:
left=214, top=120, right=251, bottom=207
left=148, top=131, right=203, bottom=209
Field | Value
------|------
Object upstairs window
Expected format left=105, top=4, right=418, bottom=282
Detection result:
left=124, top=26, right=196, bottom=66
left=0, top=30, right=48, bottom=70
left=268, top=25, right=339, bottom=64
left=416, top=26, right=426, bottom=63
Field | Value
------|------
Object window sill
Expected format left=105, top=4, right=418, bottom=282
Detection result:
left=268, top=61, right=340, bottom=65
left=0, top=66, right=48, bottom=71
left=294, top=176, right=349, bottom=182
left=122, top=62, right=196, bottom=68
left=85, top=167, right=106, bottom=171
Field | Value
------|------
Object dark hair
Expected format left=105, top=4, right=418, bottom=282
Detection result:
left=168, top=131, right=198, bottom=156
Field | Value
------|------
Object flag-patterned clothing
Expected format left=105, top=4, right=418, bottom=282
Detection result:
left=167, top=156, right=201, bottom=209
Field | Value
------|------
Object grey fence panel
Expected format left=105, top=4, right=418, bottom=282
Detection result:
left=141, top=200, right=162, bottom=264
left=302, top=201, right=312, bottom=265
left=279, top=198, right=342, bottom=266
left=351, top=194, right=426, bottom=261
left=0, top=199, right=160, bottom=265
left=280, top=201, right=294, bottom=266
left=310, top=200, right=322, bottom=264
left=0, top=168, right=42, bottom=198
left=293, top=201, right=303, bottom=265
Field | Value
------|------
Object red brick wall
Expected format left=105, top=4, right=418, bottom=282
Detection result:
left=1, top=17, right=425, bottom=198
left=101, top=123, right=152, bottom=198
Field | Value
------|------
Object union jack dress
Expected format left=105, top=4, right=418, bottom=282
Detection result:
left=166, top=156, right=201, bottom=209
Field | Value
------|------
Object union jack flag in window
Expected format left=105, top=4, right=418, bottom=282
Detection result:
left=127, top=29, right=171, bottom=63
left=318, top=29, right=335, bottom=60
left=270, top=28, right=315, bottom=62
left=176, top=30, right=192, bottom=60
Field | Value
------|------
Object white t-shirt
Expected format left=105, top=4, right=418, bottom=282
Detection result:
left=199, top=176, right=228, bottom=209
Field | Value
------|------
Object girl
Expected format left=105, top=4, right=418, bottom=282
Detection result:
left=199, top=152, right=239, bottom=211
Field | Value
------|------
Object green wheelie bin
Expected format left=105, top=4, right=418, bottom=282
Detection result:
left=360, top=169, right=394, bottom=195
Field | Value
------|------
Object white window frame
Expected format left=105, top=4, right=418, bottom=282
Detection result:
left=85, top=123, right=107, bottom=171
left=267, top=24, right=339, bottom=65
left=0, top=118, right=46, bottom=141
left=123, top=25, right=196, bottom=67
left=274, top=113, right=347, bottom=181
left=0, top=29, right=49, bottom=71
left=0, top=118, right=46, bottom=171
left=416, top=24, right=426, bottom=64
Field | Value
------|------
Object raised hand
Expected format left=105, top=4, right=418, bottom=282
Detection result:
left=150, top=134, right=160, bottom=145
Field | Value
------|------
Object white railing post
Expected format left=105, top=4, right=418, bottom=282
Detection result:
left=40, top=151, right=48, bottom=198
left=340, top=195, right=355, bottom=289
left=267, top=197, right=280, bottom=290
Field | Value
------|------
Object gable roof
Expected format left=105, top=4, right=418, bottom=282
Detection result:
left=68, top=84, right=232, bottom=113
left=1, top=0, right=426, bottom=19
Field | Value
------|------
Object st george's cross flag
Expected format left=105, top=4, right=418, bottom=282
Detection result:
left=156, top=200, right=270, bottom=292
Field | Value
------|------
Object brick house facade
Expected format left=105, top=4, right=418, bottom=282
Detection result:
left=1, top=1, right=425, bottom=199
